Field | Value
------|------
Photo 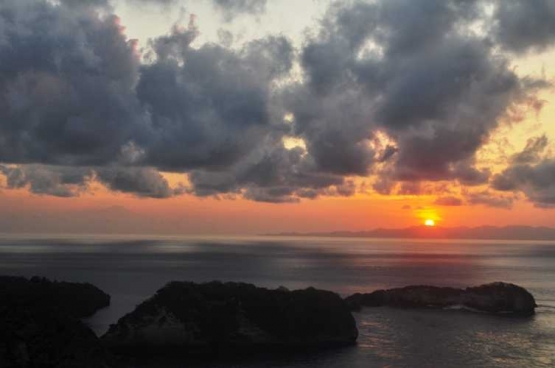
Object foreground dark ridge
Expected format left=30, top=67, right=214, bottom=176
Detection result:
left=0, top=276, right=112, bottom=368
left=101, top=281, right=358, bottom=354
left=0, top=276, right=538, bottom=367
left=0, top=275, right=110, bottom=318
left=268, top=225, right=555, bottom=240
left=345, top=282, right=537, bottom=316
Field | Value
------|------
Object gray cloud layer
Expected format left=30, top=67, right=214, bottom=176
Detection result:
left=492, top=135, right=555, bottom=207
left=122, top=0, right=267, bottom=21
left=292, top=0, right=547, bottom=186
left=212, top=0, right=267, bottom=21
left=494, top=0, right=555, bottom=53
left=0, top=0, right=554, bottom=204
left=0, top=165, right=92, bottom=197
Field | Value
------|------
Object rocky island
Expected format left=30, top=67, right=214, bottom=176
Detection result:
left=0, top=275, right=110, bottom=318
left=345, top=282, right=537, bottom=316
left=101, top=281, right=358, bottom=354
left=0, top=277, right=539, bottom=367
left=0, top=276, right=112, bottom=368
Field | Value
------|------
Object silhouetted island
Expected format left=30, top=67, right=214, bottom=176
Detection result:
left=345, top=282, right=537, bottom=316
left=101, top=281, right=358, bottom=354
left=0, top=275, right=110, bottom=318
left=0, top=276, right=112, bottom=368
left=0, top=276, right=540, bottom=367
left=269, top=225, right=555, bottom=240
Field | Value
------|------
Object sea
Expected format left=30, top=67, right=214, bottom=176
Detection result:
left=1, top=234, right=554, bottom=368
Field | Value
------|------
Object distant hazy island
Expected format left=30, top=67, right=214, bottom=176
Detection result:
left=267, top=226, right=555, bottom=241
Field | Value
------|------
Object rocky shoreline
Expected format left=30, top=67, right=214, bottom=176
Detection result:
left=0, top=277, right=538, bottom=367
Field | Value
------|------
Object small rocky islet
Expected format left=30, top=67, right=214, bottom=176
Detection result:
left=0, top=276, right=538, bottom=367
left=344, top=282, right=537, bottom=316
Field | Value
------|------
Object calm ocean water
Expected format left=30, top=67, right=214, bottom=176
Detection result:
left=1, top=234, right=554, bottom=367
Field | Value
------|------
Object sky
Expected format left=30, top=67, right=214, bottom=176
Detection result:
left=1, top=0, right=555, bottom=235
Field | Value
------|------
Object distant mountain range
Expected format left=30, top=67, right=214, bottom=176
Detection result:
left=268, top=226, right=555, bottom=241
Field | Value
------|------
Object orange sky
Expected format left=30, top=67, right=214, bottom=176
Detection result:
left=1, top=184, right=554, bottom=235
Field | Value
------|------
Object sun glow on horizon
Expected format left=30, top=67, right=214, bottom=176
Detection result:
left=424, top=219, right=435, bottom=227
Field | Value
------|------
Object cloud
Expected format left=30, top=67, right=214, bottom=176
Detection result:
left=285, top=0, right=548, bottom=186
left=284, top=84, right=377, bottom=176
left=0, top=0, right=296, bottom=201
left=212, top=0, right=267, bottom=21
left=126, top=0, right=176, bottom=3
left=491, top=136, right=555, bottom=207
left=121, top=0, right=266, bottom=20
left=0, top=0, right=141, bottom=166
left=95, top=167, right=177, bottom=198
left=372, top=176, right=397, bottom=195
left=465, top=190, right=514, bottom=209
left=187, top=137, right=353, bottom=203
left=492, top=159, right=555, bottom=207
left=493, top=0, right=555, bottom=53
left=0, top=165, right=91, bottom=197
left=510, top=135, right=549, bottom=164
left=0, top=0, right=553, bottom=204
left=59, top=0, right=110, bottom=8
left=137, top=26, right=294, bottom=171
left=434, top=196, right=463, bottom=206
left=0, top=164, right=184, bottom=198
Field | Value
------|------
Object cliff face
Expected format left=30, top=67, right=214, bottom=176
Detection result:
left=102, top=281, right=358, bottom=352
left=0, top=276, right=112, bottom=368
left=345, top=282, right=537, bottom=316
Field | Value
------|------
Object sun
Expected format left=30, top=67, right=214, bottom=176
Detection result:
left=424, top=219, right=435, bottom=227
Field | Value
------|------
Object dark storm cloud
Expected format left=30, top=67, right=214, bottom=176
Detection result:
left=494, top=0, right=555, bottom=53
left=0, top=165, right=91, bottom=197
left=4, top=0, right=273, bottom=202
left=492, top=160, right=555, bottom=207
left=378, top=145, right=398, bottom=163
left=0, top=0, right=553, bottom=204
left=0, top=164, right=181, bottom=199
left=0, top=0, right=141, bottom=166
left=452, top=162, right=491, bottom=186
left=284, top=83, right=376, bottom=176
left=0, top=0, right=296, bottom=201
left=95, top=167, right=176, bottom=198
left=492, top=136, right=555, bottom=207
left=286, top=0, right=548, bottom=186
left=187, top=137, right=354, bottom=203
left=137, top=23, right=294, bottom=171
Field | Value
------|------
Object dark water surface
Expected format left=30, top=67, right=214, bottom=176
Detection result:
left=1, top=235, right=554, bottom=367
